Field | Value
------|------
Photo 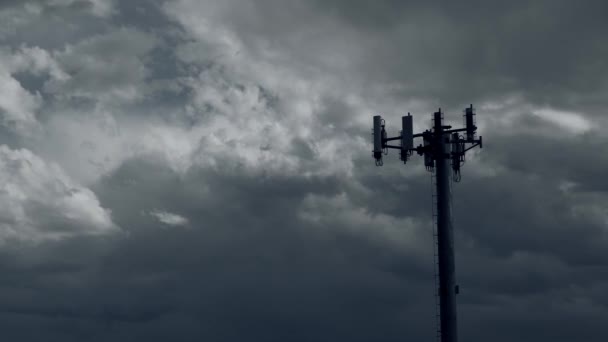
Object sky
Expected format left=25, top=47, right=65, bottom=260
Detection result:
left=0, top=0, right=607, bottom=341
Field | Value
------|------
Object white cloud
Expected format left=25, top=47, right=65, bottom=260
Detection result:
left=0, top=45, right=66, bottom=136
left=86, top=0, right=115, bottom=17
left=298, top=192, right=428, bottom=253
left=163, top=1, right=373, bottom=177
left=36, top=0, right=114, bottom=17
left=478, top=97, right=595, bottom=137
left=532, top=108, right=592, bottom=134
left=10, top=45, right=68, bottom=80
left=0, top=45, right=62, bottom=135
left=45, top=27, right=157, bottom=102
left=0, top=69, right=42, bottom=133
left=150, top=210, right=189, bottom=227
left=0, top=145, right=117, bottom=243
left=0, top=1, right=372, bottom=187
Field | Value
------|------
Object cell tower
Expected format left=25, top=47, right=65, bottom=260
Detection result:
left=372, top=105, right=482, bottom=342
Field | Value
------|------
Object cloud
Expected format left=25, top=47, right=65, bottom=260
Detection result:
left=0, top=69, right=41, bottom=134
left=149, top=210, right=189, bottom=226
left=0, top=0, right=115, bottom=17
left=0, top=1, right=605, bottom=341
left=46, top=27, right=158, bottom=102
left=0, top=145, right=117, bottom=243
left=532, top=108, right=592, bottom=134
left=166, top=0, right=608, bottom=116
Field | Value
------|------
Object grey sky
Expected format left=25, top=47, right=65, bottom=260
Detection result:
left=0, top=0, right=606, bottom=341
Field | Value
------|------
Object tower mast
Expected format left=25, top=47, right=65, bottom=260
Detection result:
left=372, top=105, right=483, bottom=342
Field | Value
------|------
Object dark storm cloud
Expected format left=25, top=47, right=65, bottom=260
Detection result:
left=0, top=0, right=606, bottom=341
left=489, top=129, right=608, bottom=192
left=0, top=158, right=437, bottom=341
left=308, top=0, right=608, bottom=112
left=201, top=0, right=608, bottom=113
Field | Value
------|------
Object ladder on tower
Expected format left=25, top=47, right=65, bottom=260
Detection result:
left=431, top=169, right=441, bottom=342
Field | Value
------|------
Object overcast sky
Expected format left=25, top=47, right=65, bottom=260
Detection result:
left=0, top=1, right=607, bottom=341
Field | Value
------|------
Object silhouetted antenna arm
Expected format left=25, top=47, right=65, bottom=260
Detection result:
left=384, top=136, right=401, bottom=142
left=444, top=128, right=468, bottom=134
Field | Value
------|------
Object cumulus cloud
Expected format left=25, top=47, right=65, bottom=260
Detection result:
left=46, top=27, right=157, bottom=102
left=0, top=45, right=62, bottom=135
left=0, top=70, right=41, bottom=133
left=0, top=145, right=117, bottom=242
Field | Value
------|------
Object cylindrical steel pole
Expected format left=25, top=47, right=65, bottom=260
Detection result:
left=434, top=111, right=457, bottom=342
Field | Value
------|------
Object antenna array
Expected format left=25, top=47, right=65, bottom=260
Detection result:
left=371, top=105, right=483, bottom=342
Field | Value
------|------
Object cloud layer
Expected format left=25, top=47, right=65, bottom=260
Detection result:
left=0, top=1, right=606, bottom=341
